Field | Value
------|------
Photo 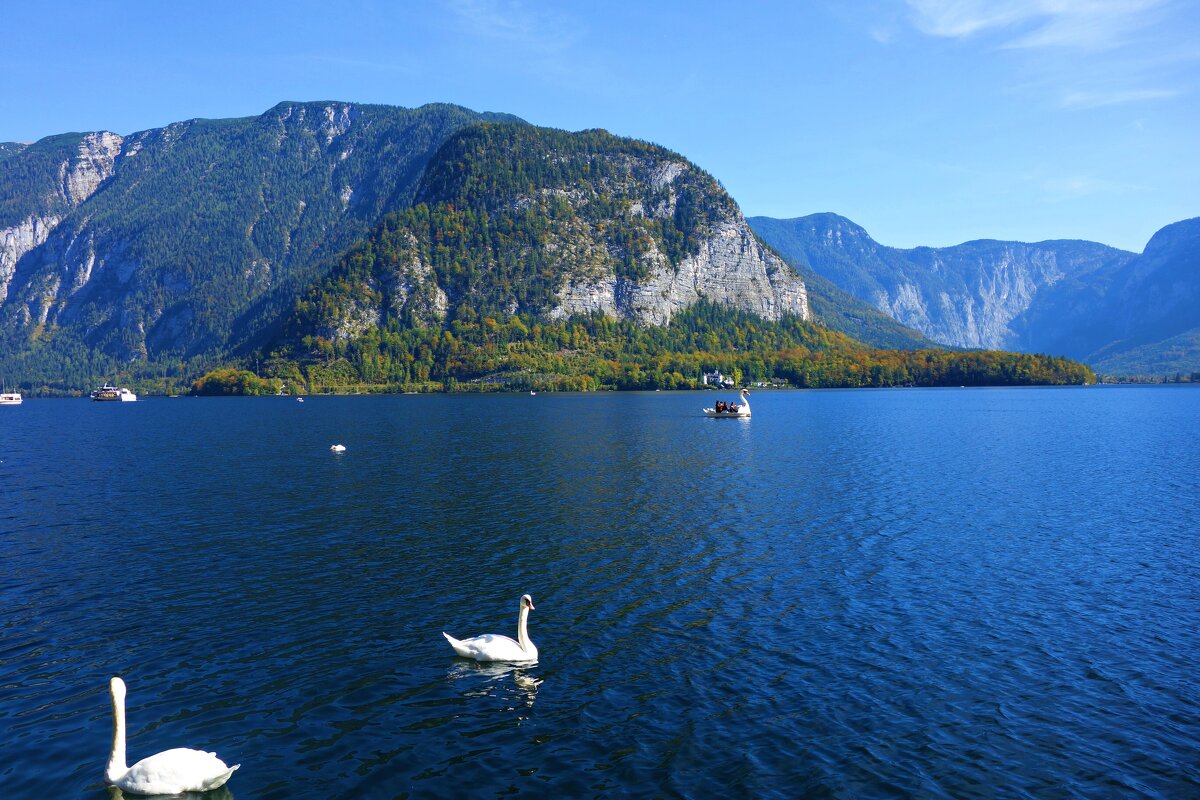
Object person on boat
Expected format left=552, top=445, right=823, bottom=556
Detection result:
left=715, top=400, right=726, bottom=413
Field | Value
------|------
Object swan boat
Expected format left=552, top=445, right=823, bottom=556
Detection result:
left=91, top=383, right=138, bottom=402
left=0, top=392, right=21, bottom=405
left=704, top=388, right=751, bottom=418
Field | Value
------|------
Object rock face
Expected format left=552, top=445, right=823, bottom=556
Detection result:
left=554, top=218, right=807, bottom=324
left=292, top=124, right=808, bottom=345
left=0, top=132, right=123, bottom=304
left=750, top=213, right=1135, bottom=351
left=751, top=212, right=1200, bottom=374
left=63, top=132, right=123, bottom=205
left=881, top=240, right=1125, bottom=349
left=1, top=215, right=60, bottom=304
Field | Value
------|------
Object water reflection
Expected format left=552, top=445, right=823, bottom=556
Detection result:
left=446, top=662, right=542, bottom=714
left=106, top=785, right=234, bottom=800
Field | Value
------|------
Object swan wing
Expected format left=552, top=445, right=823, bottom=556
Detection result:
left=119, top=748, right=239, bottom=794
left=443, top=632, right=535, bottom=662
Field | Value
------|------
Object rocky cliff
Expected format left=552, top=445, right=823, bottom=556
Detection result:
left=750, top=213, right=1135, bottom=351
left=750, top=213, right=1200, bottom=375
left=0, top=132, right=123, bottom=305
left=552, top=218, right=807, bottom=325
left=279, top=123, right=807, bottom=353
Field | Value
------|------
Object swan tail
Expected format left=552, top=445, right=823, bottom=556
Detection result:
left=443, top=632, right=473, bottom=658
left=201, top=763, right=239, bottom=791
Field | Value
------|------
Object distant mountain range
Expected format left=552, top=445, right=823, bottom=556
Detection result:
left=0, top=100, right=1149, bottom=392
left=750, top=214, right=1200, bottom=376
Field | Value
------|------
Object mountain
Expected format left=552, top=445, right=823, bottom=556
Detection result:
left=0, top=103, right=1093, bottom=393
left=0, top=101, right=521, bottom=376
left=1075, top=217, right=1200, bottom=374
left=256, top=122, right=1091, bottom=393
left=273, top=122, right=807, bottom=351
left=749, top=213, right=1200, bottom=375
left=772, top=255, right=937, bottom=351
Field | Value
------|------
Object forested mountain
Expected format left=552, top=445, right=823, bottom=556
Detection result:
left=275, top=123, right=806, bottom=345
left=0, top=102, right=1095, bottom=393
left=0, top=101, right=520, bottom=385
left=252, top=123, right=1086, bottom=393
left=749, top=213, right=1200, bottom=375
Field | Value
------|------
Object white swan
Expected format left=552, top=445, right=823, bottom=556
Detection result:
left=443, top=594, right=538, bottom=662
left=105, top=677, right=239, bottom=796
left=330, top=444, right=346, bottom=452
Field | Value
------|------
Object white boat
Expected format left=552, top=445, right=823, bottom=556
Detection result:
left=703, top=388, right=751, bottom=418
left=90, top=383, right=137, bottom=402
left=0, top=392, right=22, bottom=405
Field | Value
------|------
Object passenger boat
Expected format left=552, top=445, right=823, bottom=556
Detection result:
left=0, top=392, right=22, bottom=405
left=703, top=388, right=751, bottom=418
left=90, top=383, right=138, bottom=402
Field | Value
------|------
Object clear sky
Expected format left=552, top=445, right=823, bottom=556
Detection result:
left=2, top=1, right=1196, bottom=252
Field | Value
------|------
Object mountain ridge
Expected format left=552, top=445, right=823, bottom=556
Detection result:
left=0, top=101, right=1097, bottom=392
left=749, top=213, right=1199, bottom=375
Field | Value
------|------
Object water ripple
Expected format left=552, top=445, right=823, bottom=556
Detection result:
left=1, top=389, right=1198, bottom=797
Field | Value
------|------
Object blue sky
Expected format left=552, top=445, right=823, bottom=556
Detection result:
left=2, top=0, right=1195, bottom=252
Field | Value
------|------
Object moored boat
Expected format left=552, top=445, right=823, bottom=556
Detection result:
left=90, top=383, right=138, bottom=402
left=704, top=388, right=751, bottom=418
left=0, top=392, right=22, bottom=405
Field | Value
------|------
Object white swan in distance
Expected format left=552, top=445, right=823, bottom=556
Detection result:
left=106, top=677, right=239, bottom=796
left=330, top=444, right=346, bottom=452
left=444, top=594, right=538, bottom=662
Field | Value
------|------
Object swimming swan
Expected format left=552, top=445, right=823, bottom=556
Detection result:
left=443, top=594, right=538, bottom=662
left=105, top=677, right=239, bottom=795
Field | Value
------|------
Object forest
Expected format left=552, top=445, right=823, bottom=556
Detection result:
left=241, top=301, right=1094, bottom=395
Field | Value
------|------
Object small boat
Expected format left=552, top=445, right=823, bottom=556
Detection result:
left=704, top=388, right=751, bottom=418
left=0, top=392, right=22, bottom=405
left=90, top=383, right=137, bottom=402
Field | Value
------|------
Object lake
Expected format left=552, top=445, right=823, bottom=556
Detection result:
left=1, top=387, right=1197, bottom=798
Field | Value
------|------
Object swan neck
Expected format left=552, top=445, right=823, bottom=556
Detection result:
left=107, top=688, right=128, bottom=783
left=517, top=605, right=532, bottom=652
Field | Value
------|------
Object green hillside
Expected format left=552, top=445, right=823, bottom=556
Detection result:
left=255, top=124, right=1092, bottom=393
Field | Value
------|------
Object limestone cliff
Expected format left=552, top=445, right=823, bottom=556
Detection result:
left=552, top=218, right=807, bottom=325
left=286, top=123, right=808, bottom=348
left=750, top=213, right=1134, bottom=351
left=0, top=132, right=122, bottom=304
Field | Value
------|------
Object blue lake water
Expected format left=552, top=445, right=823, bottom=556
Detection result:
left=1, top=387, right=1198, bottom=798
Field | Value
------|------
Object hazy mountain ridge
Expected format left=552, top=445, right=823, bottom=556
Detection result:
left=750, top=213, right=1199, bottom=374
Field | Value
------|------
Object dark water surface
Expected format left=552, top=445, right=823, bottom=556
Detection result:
left=2, top=387, right=1197, bottom=798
